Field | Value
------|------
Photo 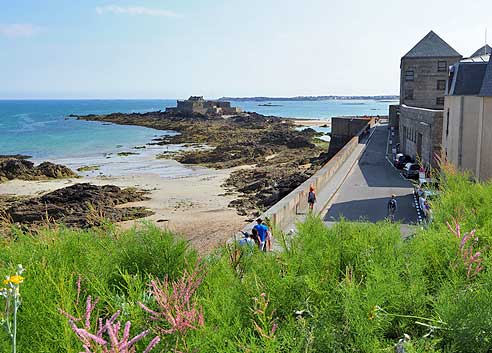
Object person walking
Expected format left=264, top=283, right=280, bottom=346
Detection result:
left=308, top=186, right=317, bottom=212
left=253, top=218, right=269, bottom=252
left=387, top=194, right=397, bottom=221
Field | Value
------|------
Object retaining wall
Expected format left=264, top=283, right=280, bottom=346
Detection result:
left=239, top=118, right=375, bottom=234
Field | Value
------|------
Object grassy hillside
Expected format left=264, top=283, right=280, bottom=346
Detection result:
left=1, top=168, right=491, bottom=352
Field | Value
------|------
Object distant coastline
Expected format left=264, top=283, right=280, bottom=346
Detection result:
left=219, top=95, right=399, bottom=102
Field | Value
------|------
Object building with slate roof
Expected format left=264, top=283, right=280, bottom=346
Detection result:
left=397, top=31, right=462, bottom=168
left=400, top=30, right=462, bottom=109
left=443, top=55, right=492, bottom=180
left=471, top=44, right=492, bottom=58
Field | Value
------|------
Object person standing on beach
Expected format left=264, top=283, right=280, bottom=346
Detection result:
left=387, top=194, right=397, bottom=221
left=253, top=218, right=269, bottom=252
left=308, top=186, right=316, bottom=212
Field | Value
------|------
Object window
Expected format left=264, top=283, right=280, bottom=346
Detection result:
left=436, top=97, right=445, bottom=106
left=438, top=61, right=448, bottom=72
left=405, top=88, right=414, bottom=100
left=446, top=110, right=450, bottom=137
left=405, top=70, right=414, bottom=81
left=437, top=80, right=446, bottom=90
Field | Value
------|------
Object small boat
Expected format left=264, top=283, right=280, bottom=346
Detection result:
left=258, top=103, right=282, bottom=107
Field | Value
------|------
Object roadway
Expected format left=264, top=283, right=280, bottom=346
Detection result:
left=322, top=124, right=418, bottom=226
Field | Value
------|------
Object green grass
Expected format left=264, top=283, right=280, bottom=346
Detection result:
left=1, top=169, right=492, bottom=352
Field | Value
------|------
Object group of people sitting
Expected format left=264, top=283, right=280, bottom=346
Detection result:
left=239, top=218, right=272, bottom=252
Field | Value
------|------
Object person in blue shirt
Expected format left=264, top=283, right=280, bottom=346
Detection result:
left=253, top=218, right=269, bottom=252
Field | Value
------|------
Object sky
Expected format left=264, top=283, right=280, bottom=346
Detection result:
left=0, top=0, right=490, bottom=99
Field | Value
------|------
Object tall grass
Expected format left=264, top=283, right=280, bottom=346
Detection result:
left=1, top=170, right=492, bottom=352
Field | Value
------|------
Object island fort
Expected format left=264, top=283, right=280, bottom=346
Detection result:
left=165, top=96, right=242, bottom=115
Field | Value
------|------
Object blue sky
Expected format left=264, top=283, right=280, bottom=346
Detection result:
left=1, top=0, right=490, bottom=99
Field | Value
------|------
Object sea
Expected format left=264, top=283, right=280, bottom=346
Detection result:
left=0, top=99, right=396, bottom=177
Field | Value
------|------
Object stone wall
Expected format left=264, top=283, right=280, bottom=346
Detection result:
left=240, top=118, right=375, bottom=232
left=327, top=117, right=374, bottom=157
left=399, top=104, right=443, bottom=168
left=389, top=105, right=399, bottom=129
left=400, top=56, right=460, bottom=110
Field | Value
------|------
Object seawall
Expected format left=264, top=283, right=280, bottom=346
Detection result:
left=237, top=116, right=377, bottom=237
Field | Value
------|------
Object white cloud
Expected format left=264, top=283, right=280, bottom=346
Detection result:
left=0, top=24, right=42, bottom=39
left=96, top=5, right=179, bottom=17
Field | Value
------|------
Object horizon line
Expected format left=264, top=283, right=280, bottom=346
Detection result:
left=0, top=94, right=399, bottom=101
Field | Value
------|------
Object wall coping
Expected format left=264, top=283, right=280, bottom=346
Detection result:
left=401, top=104, right=444, bottom=113
left=233, top=118, right=375, bottom=241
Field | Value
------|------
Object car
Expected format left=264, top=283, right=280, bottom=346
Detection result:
left=402, top=162, right=420, bottom=179
left=394, top=154, right=412, bottom=169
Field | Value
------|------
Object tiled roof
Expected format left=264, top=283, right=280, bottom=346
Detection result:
left=479, top=59, right=492, bottom=97
left=403, top=31, right=461, bottom=58
left=471, top=44, right=492, bottom=58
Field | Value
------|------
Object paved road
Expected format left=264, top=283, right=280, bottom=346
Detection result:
left=322, top=124, right=418, bottom=225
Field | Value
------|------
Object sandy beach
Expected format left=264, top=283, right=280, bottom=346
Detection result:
left=287, top=118, right=331, bottom=127
left=0, top=167, right=247, bottom=253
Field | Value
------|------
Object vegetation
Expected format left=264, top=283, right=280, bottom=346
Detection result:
left=117, top=152, right=139, bottom=157
left=1, top=169, right=492, bottom=352
left=76, top=165, right=100, bottom=172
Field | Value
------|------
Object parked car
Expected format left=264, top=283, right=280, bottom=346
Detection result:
left=394, top=154, right=413, bottom=169
left=402, top=162, right=421, bottom=179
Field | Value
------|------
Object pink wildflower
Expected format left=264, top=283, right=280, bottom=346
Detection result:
left=60, top=296, right=160, bottom=353
left=448, top=221, right=483, bottom=279
left=139, top=262, right=206, bottom=335
left=76, top=275, right=82, bottom=306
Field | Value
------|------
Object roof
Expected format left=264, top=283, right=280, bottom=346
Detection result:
left=471, top=44, right=492, bottom=58
left=461, top=54, right=490, bottom=63
left=188, top=96, right=204, bottom=101
left=479, top=59, right=492, bottom=96
left=403, top=31, right=462, bottom=59
left=449, top=62, right=488, bottom=95
left=447, top=55, right=492, bottom=97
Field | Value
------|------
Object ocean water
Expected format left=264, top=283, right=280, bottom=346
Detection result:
left=0, top=99, right=395, bottom=177
left=235, top=99, right=394, bottom=119
left=0, top=99, right=176, bottom=159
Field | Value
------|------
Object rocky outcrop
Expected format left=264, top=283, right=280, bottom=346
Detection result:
left=224, top=163, right=313, bottom=216
left=0, top=155, right=31, bottom=163
left=3, top=183, right=153, bottom=228
left=0, top=158, right=77, bottom=183
left=74, top=110, right=329, bottom=217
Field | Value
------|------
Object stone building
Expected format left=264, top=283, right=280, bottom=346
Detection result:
left=442, top=53, right=492, bottom=180
left=400, top=31, right=462, bottom=110
left=470, top=44, right=491, bottom=58
left=166, top=96, right=241, bottom=115
left=398, top=31, right=462, bottom=167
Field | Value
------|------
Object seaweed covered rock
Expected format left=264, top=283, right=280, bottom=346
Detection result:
left=4, top=183, right=153, bottom=228
left=0, top=157, right=77, bottom=182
